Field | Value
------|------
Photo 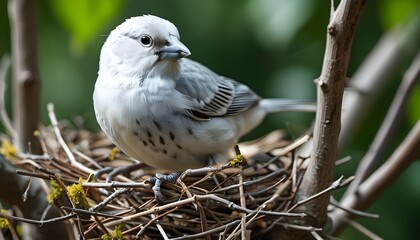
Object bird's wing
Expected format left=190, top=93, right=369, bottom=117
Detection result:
left=176, top=59, right=260, bottom=119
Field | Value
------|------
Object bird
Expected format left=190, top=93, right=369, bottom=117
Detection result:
left=93, top=15, right=316, bottom=175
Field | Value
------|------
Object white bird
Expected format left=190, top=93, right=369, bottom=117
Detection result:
left=93, top=15, right=315, bottom=173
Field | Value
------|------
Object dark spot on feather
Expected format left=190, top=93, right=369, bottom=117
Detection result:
left=169, top=132, right=175, bottom=141
left=153, top=120, right=161, bottom=130
left=162, top=149, right=167, bottom=154
left=187, top=128, right=193, bottom=135
left=176, top=144, right=183, bottom=149
left=172, top=154, right=178, bottom=159
left=142, top=140, right=148, bottom=146
left=159, top=136, right=165, bottom=145
left=132, top=131, right=138, bottom=136
left=136, top=119, right=141, bottom=125
left=148, top=139, right=156, bottom=147
left=146, top=129, right=152, bottom=138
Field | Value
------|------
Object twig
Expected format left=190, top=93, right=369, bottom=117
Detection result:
left=0, top=211, right=76, bottom=225
left=72, top=150, right=103, bottom=169
left=288, top=176, right=353, bottom=213
left=237, top=146, right=249, bottom=240
left=169, top=220, right=242, bottom=240
left=329, top=197, right=379, bottom=219
left=60, top=206, right=123, bottom=219
left=335, top=156, right=352, bottom=166
left=155, top=214, right=169, bottom=240
left=211, top=169, right=285, bottom=193
left=2, top=209, right=20, bottom=240
left=225, top=221, right=242, bottom=240
left=82, top=181, right=150, bottom=188
left=0, top=55, right=16, bottom=137
left=247, top=176, right=286, bottom=197
left=47, top=103, right=95, bottom=174
left=271, top=134, right=311, bottom=157
left=136, top=208, right=178, bottom=237
left=92, top=215, right=109, bottom=236
left=276, top=222, right=322, bottom=232
left=90, top=188, right=130, bottom=212
left=310, top=230, right=324, bottom=240
left=344, top=218, right=383, bottom=240
left=180, top=162, right=235, bottom=178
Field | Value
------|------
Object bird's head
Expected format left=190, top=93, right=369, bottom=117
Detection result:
left=98, top=15, right=191, bottom=79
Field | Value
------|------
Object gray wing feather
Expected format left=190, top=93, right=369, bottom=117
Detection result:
left=176, top=59, right=260, bottom=118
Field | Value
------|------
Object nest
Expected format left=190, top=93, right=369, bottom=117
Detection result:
left=1, top=110, right=317, bottom=239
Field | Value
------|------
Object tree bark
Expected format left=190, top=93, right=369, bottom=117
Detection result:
left=8, top=0, right=41, bottom=153
left=269, top=1, right=366, bottom=239
left=296, top=0, right=365, bottom=224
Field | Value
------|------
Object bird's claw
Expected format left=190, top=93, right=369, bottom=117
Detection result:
left=148, top=172, right=182, bottom=205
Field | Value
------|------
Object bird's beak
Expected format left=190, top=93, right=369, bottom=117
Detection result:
left=157, top=35, right=191, bottom=60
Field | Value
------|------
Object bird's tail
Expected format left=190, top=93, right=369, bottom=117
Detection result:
left=259, top=99, right=317, bottom=113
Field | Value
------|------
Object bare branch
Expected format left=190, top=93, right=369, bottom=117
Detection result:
left=344, top=218, right=384, bottom=240
left=0, top=55, right=16, bottom=136
left=329, top=120, right=420, bottom=235
left=295, top=0, right=365, bottom=230
left=329, top=197, right=379, bottom=219
left=344, top=50, right=420, bottom=198
left=47, top=103, right=95, bottom=175
left=8, top=0, right=41, bottom=153
left=288, top=176, right=353, bottom=213
left=339, top=16, right=420, bottom=150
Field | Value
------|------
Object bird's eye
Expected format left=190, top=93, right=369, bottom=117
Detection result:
left=139, top=35, right=153, bottom=47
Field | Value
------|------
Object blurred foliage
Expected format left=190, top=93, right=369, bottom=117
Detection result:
left=0, top=0, right=419, bottom=239
left=380, top=0, right=420, bottom=29
left=49, top=0, right=125, bottom=54
left=408, top=85, right=420, bottom=124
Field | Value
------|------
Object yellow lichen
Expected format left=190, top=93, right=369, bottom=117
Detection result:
left=0, top=209, right=9, bottom=229
left=33, top=130, right=40, bottom=137
left=47, top=179, right=63, bottom=204
left=0, top=139, right=17, bottom=159
left=108, top=147, right=119, bottom=161
left=16, top=224, right=22, bottom=236
left=67, top=177, right=89, bottom=209
left=101, top=224, right=123, bottom=240
left=229, top=154, right=245, bottom=167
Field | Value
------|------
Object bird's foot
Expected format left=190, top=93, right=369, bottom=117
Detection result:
left=148, top=172, right=182, bottom=205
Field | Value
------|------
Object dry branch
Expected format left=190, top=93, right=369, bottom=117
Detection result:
left=8, top=0, right=41, bottom=153
left=329, top=120, right=420, bottom=235
left=339, top=16, right=420, bottom=150
left=344, top=50, right=420, bottom=198
left=295, top=0, right=365, bottom=230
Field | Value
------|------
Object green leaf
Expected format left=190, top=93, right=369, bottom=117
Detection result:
left=49, top=0, right=125, bottom=54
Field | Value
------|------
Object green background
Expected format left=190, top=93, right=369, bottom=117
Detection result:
left=1, top=0, right=419, bottom=239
